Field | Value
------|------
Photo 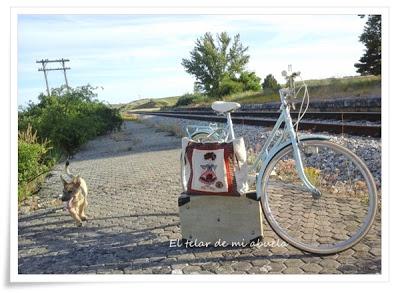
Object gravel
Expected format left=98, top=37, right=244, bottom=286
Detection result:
left=140, top=114, right=381, bottom=187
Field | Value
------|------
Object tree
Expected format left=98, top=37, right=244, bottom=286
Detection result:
left=182, top=32, right=250, bottom=97
left=239, top=71, right=262, bottom=91
left=354, top=15, right=381, bottom=76
left=262, top=74, right=281, bottom=91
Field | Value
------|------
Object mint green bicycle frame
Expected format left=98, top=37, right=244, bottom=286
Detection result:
left=184, top=87, right=329, bottom=199
left=251, top=88, right=328, bottom=199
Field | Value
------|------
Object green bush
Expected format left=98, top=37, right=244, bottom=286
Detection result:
left=239, top=71, right=262, bottom=92
left=218, top=71, right=261, bottom=97
left=262, top=74, right=281, bottom=93
left=175, top=93, right=210, bottom=107
left=219, top=76, right=244, bottom=97
left=176, top=93, right=195, bottom=106
left=19, top=85, right=123, bottom=154
left=18, top=125, right=54, bottom=201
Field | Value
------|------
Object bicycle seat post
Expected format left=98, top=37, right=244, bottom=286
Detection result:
left=226, top=112, right=235, bottom=140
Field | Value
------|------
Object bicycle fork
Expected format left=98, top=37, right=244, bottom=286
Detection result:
left=284, top=105, right=322, bottom=199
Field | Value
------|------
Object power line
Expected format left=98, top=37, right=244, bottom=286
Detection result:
left=36, top=58, right=71, bottom=96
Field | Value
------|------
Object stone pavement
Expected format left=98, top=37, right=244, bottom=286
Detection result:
left=18, top=121, right=381, bottom=274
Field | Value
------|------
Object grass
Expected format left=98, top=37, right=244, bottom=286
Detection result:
left=223, top=75, right=381, bottom=104
left=117, top=75, right=381, bottom=110
left=121, top=113, right=143, bottom=122
left=153, top=123, right=185, bottom=137
left=225, top=89, right=279, bottom=104
left=305, top=75, right=381, bottom=99
left=121, top=112, right=185, bottom=137
left=304, top=167, right=321, bottom=187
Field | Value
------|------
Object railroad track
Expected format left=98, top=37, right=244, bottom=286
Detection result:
left=132, top=111, right=381, bottom=138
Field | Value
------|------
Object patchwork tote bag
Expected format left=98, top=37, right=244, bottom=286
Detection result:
left=182, top=137, right=249, bottom=196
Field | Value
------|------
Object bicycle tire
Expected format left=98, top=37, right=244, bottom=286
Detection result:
left=260, top=140, right=378, bottom=254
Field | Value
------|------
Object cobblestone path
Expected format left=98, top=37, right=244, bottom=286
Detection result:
left=18, top=121, right=381, bottom=274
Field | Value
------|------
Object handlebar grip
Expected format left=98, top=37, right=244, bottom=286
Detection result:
left=291, top=71, right=301, bottom=78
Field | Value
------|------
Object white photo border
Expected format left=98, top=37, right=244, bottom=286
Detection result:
left=9, top=5, right=390, bottom=284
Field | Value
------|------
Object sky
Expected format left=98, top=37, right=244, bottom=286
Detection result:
left=17, top=14, right=367, bottom=106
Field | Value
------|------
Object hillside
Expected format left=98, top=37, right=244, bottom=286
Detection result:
left=118, top=75, right=381, bottom=111
left=117, top=96, right=180, bottom=112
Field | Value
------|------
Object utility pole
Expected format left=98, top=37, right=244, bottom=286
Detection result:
left=36, top=59, right=50, bottom=96
left=60, top=58, right=70, bottom=88
left=36, top=58, right=71, bottom=96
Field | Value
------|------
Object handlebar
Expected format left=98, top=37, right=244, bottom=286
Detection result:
left=279, top=67, right=310, bottom=129
left=279, top=68, right=306, bottom=105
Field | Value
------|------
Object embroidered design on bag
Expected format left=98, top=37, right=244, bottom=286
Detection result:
left=185, top=141, right=239, bottom=196
left=215, top=181, right=224, bottom=188
left=204, top=152, right=216, bottom=160
left=199, top=164, right=217, bottom=184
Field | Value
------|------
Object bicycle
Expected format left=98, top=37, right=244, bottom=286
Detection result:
left=181, top=67, right=378, bottom=254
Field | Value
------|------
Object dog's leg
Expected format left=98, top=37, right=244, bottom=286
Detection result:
left=68, top=208, right=82, bottom=227
left=79, top=198, right=88, bottom=221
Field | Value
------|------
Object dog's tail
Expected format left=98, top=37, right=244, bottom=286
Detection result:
left=65, top=160, right=73, bottom=177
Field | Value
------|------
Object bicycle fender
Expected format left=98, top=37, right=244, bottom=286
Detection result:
left=190, top=130, right=210, bottom=138
left=255, top=134, right=330, bottom=200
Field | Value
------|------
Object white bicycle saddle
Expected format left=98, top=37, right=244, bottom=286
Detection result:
left=211, top=101, right=241, bottom=113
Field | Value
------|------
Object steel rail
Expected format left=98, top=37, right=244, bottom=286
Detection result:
left=133, top=111, right=381, bottom=138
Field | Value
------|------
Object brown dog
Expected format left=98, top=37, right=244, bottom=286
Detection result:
left=60, top=161, right=88, bottom=227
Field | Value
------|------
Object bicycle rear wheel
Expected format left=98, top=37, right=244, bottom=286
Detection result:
left=191, top=132, right=218, bottom=142
left=260, top=140, right=378, bottom=254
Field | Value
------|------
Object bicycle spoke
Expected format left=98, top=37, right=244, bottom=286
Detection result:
left=261, top=140, right=377, bottom=254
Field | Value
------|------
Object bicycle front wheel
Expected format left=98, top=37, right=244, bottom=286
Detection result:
left=260, top=140, right=378, bottom=254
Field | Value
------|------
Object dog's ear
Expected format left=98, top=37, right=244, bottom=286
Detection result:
left=73, top=175, right=81, bottom=187
left=60, top=175, right=68, bottom=185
